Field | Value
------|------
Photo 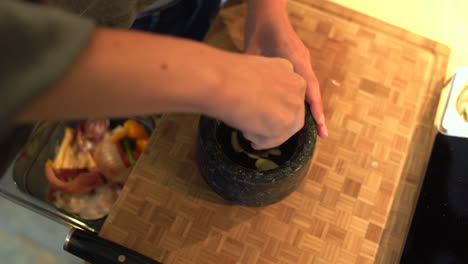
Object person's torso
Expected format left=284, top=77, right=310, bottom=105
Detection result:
left=42, top=0, right=177, bottom=28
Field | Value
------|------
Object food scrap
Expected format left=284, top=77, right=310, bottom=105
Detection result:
left=230, top=131, right=280, bottom=171
left=45, top=119, right=150, bottom=220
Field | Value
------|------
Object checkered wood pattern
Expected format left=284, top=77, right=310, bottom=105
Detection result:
left=99, top=1, right=449, bottom=263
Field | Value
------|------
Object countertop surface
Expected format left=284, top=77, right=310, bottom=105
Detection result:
left=0, top=198, right=81, bottom=264
left=98, top=1, right=449, bottom=263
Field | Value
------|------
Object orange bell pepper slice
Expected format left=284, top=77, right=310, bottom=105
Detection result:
left=126, top=120, right=149, bottom=139
left=111, top=120, right=149, bottom=144
left=136, top=138, right=148, bottom=152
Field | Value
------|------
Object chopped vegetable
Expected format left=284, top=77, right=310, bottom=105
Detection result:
left=231, top=131, right=243, bottom=153
left=111, top=119, right=149, bottom=144
left=49, top=184, right=121, bottom=220
left=54, top=128, right=74, bottom=168
left=268, top=149, right=282, bottom=156
left=121, top=138, right=136, bottom=167
left=45, top=161, right=103, bottom=194
left=126, top=120, right=149, bottom=139
left=56, top=168, right=89, bottom=181
left=136, top=138, right=148, bottom=152
left=133, top=148, right=142, bottom=161
left=76, top=119, right=110, bottom=152
left=255, top=158, right=279, bottom=171
left=230, top=131, right=281, bottom=171
left=116, top=143, right=131, bottom=167
left=45, top=118, right=151, bottom=220
left=53, top=127, right=96, bottom=170
left=93, top=135, right=127, bottom=181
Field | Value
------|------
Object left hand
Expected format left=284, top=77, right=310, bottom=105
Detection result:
left=244, top=6, right=328, bottom=138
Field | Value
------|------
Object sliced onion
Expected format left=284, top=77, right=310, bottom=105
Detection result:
left=51, top=184, right=122, bottom=220
left=76, top=119, right=110, bottom=152
left=93, top=135, right=127, bottom=182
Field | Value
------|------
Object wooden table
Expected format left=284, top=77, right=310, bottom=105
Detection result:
left=99, top=1, right=450, bottom=263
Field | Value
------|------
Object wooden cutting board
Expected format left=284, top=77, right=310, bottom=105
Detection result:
left=99, top=1, right=449, bottom=263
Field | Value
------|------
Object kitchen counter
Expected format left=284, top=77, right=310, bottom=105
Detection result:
left=0, top=196, right=81, bottom=263
left=96, top=1, right=449, bottom=263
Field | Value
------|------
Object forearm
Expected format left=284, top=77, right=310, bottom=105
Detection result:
left=247, top=0, right=287, bottom=19
left=247, top=0, right=287, bottom=10
left=16, top=28, right=225, bottom=122
left=245, top=0, right=290, bottom=47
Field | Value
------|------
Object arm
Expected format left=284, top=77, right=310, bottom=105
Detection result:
left=16, top=28, right=224, bottom=121
left=16, top=27, right=307, bottom=149
left=245, top=0, right=328, bottom=138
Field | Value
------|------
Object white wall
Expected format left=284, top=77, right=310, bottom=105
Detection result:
left=329, top=0, right=468, bottom=77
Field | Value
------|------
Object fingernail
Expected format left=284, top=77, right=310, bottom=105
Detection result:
left=317, top=115, right=328, bottom=138
left=323, top=125, right=329, bottom=138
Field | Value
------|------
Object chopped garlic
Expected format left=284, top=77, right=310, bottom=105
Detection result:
left=255, top=158, right=279, bottom=171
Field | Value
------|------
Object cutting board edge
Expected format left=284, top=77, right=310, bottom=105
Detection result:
left=375, top=47, right=450, bottom=262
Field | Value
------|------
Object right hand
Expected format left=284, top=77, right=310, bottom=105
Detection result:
left=211, top=54, right=307, bottom=150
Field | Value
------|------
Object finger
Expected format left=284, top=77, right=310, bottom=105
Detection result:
left=290, top=73, right=307, bottom=96
left=293, top=62, right=328, bottom=138
left=252, top=140, right=284, bottom=150
left=306, top=73, right=328, bottom=138
left=274, top=58, right=294, bottom=72
left=242, top=132, right=265, bottom=150
left=244, top=44, right=261, bottom=55
left=293, top=104, right=306, bottom=134
left=245, top=132, right=285, bottom=150
left=251, top=142, right=261, bottom=150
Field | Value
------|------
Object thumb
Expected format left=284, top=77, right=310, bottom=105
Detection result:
left=306, top=73, right=328, bottom=138
left=295, top=63, right=328, bottom=138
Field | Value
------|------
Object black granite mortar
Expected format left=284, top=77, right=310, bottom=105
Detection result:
left=196, top=106, right=317, bottom=207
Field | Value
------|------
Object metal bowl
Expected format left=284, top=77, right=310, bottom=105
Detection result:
left=0, top=116, right=159, bottom=232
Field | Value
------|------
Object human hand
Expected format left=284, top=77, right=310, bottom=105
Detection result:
left=244, top=5, right=328, bottom=138
left=210, top=53, right=307, bottom=150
